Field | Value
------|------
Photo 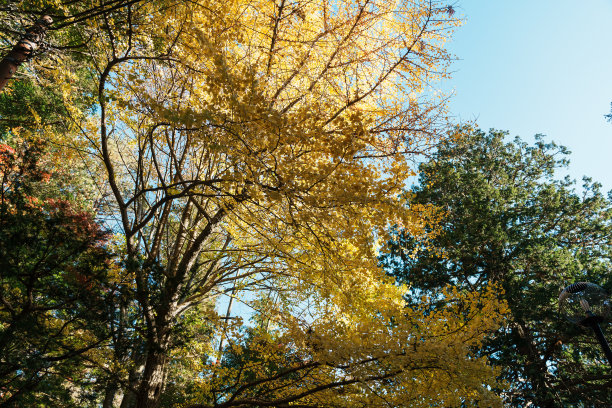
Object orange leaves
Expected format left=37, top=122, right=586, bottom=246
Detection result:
left=0, top=143, right=16, bottom=162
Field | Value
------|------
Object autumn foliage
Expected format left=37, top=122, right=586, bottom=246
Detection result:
left=0, top=1, right=508, bottom=407
left=0, top=139, right=112, bottom=406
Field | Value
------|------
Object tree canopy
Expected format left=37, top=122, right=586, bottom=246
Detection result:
left=381, top=128, right=612, bottom=407
left=0, top=1, right=509, bottom=407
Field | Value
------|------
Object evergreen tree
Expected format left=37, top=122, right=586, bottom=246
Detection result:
left=381, top=128, right=612, bottom=407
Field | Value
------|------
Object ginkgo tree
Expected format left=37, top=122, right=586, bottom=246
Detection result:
left=3, top=1, right=506, bottom=407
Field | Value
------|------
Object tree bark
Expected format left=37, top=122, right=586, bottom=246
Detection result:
left=0, top=16, right=53, bottom=92
left=135, top=341, right=169, bottom=408
left=119, top=360, right=144, bottom=408
left=134, top=297, right=178, bottom=408
left=102, top=384, right=119, bottom=408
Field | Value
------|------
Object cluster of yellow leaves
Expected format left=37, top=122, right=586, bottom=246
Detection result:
left=69, top=0, right=462, bottom=303
left=191, top=284, right=507, bottom=407
left=111, top=0, right=460, bottom=295
left=45, top=0, right=510, bottom=405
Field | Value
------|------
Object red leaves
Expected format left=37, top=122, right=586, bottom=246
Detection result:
left=0, top=143, right=16, bottom=160
left=45, top=198, right=109, bottom=244
left=1, top=138, right=109, bottom=248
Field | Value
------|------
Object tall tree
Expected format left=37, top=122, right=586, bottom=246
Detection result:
left=0, top=19, right=114, bottom=402
left=74, top=1, right=507, bottom=406
left=0, top=138, right=113, bottom=407
left=2, top=1, right=510, bottom=406
left=381, top=128, right=612, bottom=407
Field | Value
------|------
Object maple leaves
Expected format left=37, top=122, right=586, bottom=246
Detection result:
left=0, top=139, right=113, bottom=406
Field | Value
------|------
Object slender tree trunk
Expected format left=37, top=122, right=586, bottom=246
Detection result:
left=120, top=361, right=143, bottom=408
left=0, top=16, right=53, bottom=92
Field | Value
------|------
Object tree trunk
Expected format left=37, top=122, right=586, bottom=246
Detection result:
left=119, top=350, right=145, bottom=408
left=119, top=367, right=139, bottom=408
left=0, top=16, right=53, bottom=92
left=134, top=297, right=177, bottom=408
left=102, top=384, right=118, bottom=408
left=135, top=343, right=169, bottom=408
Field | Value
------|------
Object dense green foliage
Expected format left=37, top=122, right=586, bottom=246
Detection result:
left=0, top=139, right=113, bottom=407
left=381, top=128, right=612, bottom=407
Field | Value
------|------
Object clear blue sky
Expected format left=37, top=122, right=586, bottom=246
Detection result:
left=441, top=0, right=612, bottom=192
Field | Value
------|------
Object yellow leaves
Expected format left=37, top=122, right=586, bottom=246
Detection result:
left=103, top=0, right=457, bottom=244
left=56, top=0, right=507, bottom=405
left=166, top=187, right=181, bottom=196
left=199, top=280, right=507, bottom=407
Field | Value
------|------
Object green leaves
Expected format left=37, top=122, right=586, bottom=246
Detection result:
left=382, top=128, right=612, bottom=406
left=0, top=140, right=113, bottom=407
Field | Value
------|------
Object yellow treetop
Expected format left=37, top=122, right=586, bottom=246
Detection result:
left=36, top=0, right=507, bottom=405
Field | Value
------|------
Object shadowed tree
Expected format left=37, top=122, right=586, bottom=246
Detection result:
left=0, top=138, right=113, bottom=407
